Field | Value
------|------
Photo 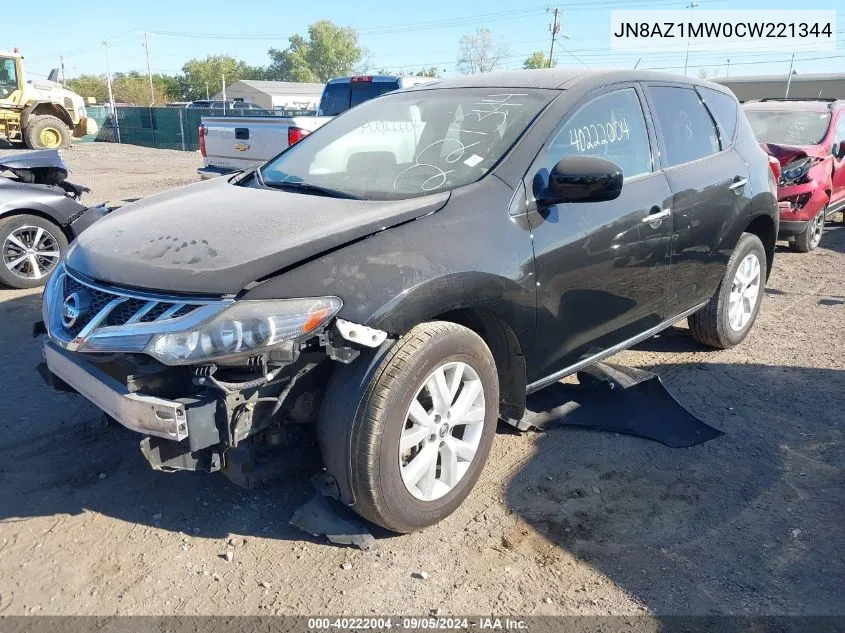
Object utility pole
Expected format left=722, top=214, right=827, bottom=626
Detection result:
left=547, top=7, right=561, bottom=69
left=222, top=74, right=227, bottom=114
left=726, top=58, right=730, bottom=77
left=683, top=1, right=698, bottom=76
left=102, top=42, right=120, bottom=143
left=785, top=53, right=795, bottom=98
left=59, top=56, right=65, bottom=84
left=205, top=82, right=209, bottom=100
left=143, top=31, right=155, bottom=105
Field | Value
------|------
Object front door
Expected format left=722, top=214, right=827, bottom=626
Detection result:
left=524, top=85, right=673, bottom=385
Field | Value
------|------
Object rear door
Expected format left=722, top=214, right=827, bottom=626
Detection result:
left=524, top=84, right=674, bottom=384
left=643, top=83, right=751, bottom=316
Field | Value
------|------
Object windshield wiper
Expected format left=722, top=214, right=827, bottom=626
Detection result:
left=262, top=180, right=362, bottom=200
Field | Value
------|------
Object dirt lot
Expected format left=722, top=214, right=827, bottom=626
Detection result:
left=0, top=143, right=843, bottom=617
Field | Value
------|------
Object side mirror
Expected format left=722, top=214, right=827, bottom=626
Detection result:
left=539, top=156, right=624, bottom=205
left=833, top=142, right=845, bottom=160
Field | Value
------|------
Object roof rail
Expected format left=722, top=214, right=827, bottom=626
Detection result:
left=759, top=97, right=839, bottom=103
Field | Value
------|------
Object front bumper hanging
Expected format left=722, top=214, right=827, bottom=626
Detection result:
left=44, top=340, right=188, bottom=441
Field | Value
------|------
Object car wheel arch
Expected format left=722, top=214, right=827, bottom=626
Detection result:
left=432, top=307, right=527, bottom=425
left=0, top=208, right=71, bottom=241
left=744, top=213, right=776, bottom=279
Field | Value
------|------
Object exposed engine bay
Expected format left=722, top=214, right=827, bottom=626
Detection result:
left=38, top=264, right=389, bottom=490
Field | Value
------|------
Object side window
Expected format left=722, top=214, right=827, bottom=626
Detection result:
left=699, top=87, right=738, bottom=149
left=0, top=58, right=18, bottom=99
left=647, top=86, right=720, bottom=167
left=547, top=88, right=653, bottom=179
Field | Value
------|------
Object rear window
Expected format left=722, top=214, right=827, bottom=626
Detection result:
left=350, top=81, right=400, bottom=108
left=647, top=86, right=720, bottom=167
left=700, top=87, right=738, bottom=148
left=318, top=80, right=401, bottom=116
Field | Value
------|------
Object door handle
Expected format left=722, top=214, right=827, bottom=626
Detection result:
left=642, top=208, right=671, bottom=224
left=729, top=178, right=748, bottom=191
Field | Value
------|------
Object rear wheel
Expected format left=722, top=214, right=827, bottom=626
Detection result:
left=24, top=115, right=71, bottom=150
left=348, top=321, right=499, bottom=533
left=790, top=207, right=825, bottom=253
left=0, top=214, right=67, bottom=288
left=689, top=232, right=766, bottom=349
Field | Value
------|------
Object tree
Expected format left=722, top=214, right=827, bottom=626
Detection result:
left=66, top=74, right=109, bottom=103
left=456, top=29, right=508, bottom=74
left=266, top=21, right=362, bottom=83
left=181, top=55, right=265, bottom=101
left=68, top=72, right=181, bottom=105
left=523, top=52, right=555, bottom=70
left=415, top=67, right=440, bottom=77
left=110, top=72, right=182, bottom=105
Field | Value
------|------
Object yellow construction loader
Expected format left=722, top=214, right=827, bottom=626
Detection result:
left=0, top=49, right=98, bottom=149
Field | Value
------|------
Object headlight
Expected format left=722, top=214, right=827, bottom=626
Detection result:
left=145, top=297, right=341, bottom=365
left=780, top=157, right=814, bottom=184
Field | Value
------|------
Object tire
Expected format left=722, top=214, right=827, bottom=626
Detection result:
left=689, top=232, right=766, bottom=350
left=790, top=207, right=825, bottom=253
left=347, top=321, right=499, bottom=533
left=23, top=115, right=71, bottom=150
left=0, top=214, right=68, bottom=288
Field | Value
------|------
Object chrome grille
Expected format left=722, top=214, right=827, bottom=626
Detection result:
left=61, top=273, right=203, bottom=336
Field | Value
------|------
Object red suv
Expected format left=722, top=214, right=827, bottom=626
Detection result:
left=743, top=99, right=845, bottom=252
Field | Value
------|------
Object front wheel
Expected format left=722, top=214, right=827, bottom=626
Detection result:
left=790, top=207, right=825, bottom=253
left=689, top=232, right=766, bottom=349
left=23, top=115, right=72, bottom=150
left=348, top=321, right=499, bottom=533
left=0, top=214, right=68, bottom=288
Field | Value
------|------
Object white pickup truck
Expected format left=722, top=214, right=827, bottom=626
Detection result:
left=197, top=75, right=435, bottom=179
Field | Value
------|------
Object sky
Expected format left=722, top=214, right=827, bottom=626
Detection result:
left=5, top=0, right=843, bottom=84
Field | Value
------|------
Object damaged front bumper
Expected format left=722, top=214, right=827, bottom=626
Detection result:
left=37, top=265, right=389, bottom=485
left=44, top=340, right=190, bottom=441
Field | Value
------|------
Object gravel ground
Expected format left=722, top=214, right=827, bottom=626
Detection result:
left=0, top=143, right=842, bottom=617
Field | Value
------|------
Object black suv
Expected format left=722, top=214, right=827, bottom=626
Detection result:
left=40, top=70, right=778, bottom=533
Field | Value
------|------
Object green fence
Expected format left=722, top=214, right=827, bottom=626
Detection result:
left=80, top=105, right=279, bottom=152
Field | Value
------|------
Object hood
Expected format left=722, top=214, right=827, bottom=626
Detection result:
left=760, top=142, right=828, bottom=165
left=65, top=176, right=449, bottom=295
left=0, top=149, right=69, bottom=186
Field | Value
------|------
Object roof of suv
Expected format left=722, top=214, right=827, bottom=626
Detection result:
left=405, top=68, right=733, bottom=93
left=742, top=99, right=845, bottom=113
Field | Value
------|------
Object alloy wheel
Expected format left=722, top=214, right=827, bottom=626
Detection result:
left=728, top=253, right=761, bottom=332
left=810, top=209, right=824, bottom=248
left=399, top=361, right=486, bottom=501
left=2, top=226, right=61, bottom=281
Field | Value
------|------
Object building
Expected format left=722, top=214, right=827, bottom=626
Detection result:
left=714, top=72, right=845, bottom=103
left=212, top=80, right=324, bottom=111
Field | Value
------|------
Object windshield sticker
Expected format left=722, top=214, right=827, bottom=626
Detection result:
left=568, top=117, right=631, bottom=153
left=463, top=154, right=484, bottom=167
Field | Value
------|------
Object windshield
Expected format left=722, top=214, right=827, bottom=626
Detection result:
left=745, top=109, right=831, bottom=145
left=0, top=57, right=18, bottom=99
left=261, top=88, right=553, bottom=200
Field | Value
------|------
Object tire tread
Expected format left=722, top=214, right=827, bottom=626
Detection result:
left=350, top=321, right=492, bottom=532
left=689, top=232, right=765, bottom=350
